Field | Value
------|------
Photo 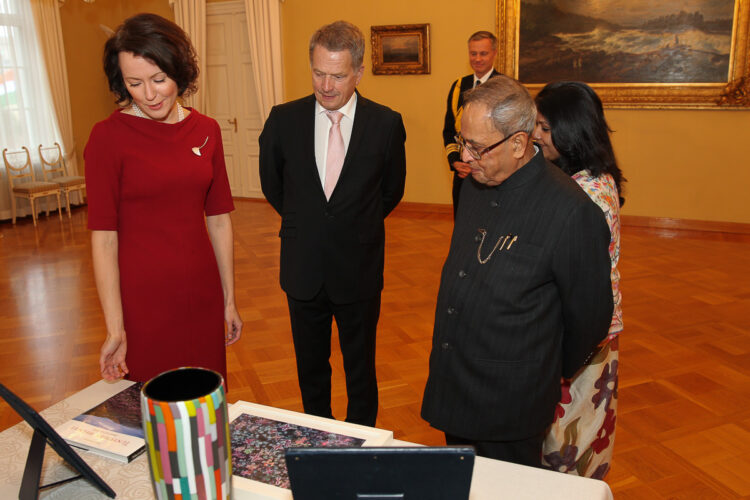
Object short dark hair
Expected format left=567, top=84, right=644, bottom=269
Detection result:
left=103, top=13, right=198, bottom=105
left=535, top=81, right=625, bottom=196
left=309, top=21, right=365, bottom=69
left=468, top=31, right=497, bottom=50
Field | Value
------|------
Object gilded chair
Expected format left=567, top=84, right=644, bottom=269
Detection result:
left=2, top=146, right=63, bottom=226
left=38, top=143, right=86, bottom=218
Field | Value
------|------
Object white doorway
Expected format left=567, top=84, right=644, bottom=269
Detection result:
left=206, top=1, right=263, bottom=198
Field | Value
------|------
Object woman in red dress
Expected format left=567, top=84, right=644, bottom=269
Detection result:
left=85, top=13, right=242, bottom=384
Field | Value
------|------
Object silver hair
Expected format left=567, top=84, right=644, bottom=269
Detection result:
left=463, top=75, right=537, bottom=136
left=309, top=20, right=365, bottom=69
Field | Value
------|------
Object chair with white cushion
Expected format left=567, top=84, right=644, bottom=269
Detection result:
left=38, top=142, right=86, bottom=218
left=2, top=146, right=63, bottom=226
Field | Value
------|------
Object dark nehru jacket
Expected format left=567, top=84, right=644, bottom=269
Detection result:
left=421, top=151, right=613, bottom=441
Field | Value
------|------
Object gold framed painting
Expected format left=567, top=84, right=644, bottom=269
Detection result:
left=371, top=24, right=431, bottom=75
left=496, top=0, right=750, bottom=108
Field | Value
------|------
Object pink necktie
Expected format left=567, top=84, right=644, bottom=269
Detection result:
left=324, top=110, right=345, bottom=200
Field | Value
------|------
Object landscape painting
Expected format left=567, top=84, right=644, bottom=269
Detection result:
left=371, top=24, right=431, bottom=75
left=519, top=0, right=735, bottom=84
left=382, top=34, right=421, bottom=63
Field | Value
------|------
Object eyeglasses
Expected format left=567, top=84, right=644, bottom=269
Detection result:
left=454, top=131, right=523, bottom=160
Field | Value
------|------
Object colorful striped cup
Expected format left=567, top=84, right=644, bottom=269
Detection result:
left=141, top=367, right=232, bottom=500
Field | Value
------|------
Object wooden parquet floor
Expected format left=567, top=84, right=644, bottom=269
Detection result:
left=1, top=199, right=750, bottom=498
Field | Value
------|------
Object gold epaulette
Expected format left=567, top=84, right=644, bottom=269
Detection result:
left=450, top=78, right=462, bottom=118
left=446, top=143, right=459, bottom=156
left=451, top=78, right=463, bottom=134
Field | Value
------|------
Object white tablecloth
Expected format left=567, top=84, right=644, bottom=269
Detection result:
left=0, top=380, right=613, bottom=499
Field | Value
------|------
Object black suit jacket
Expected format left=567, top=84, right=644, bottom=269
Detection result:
left=421, top=152, right=613, bottom=441
left=442, top=69, right=501, bottom=170
left=259, top=92, right=406, bottom=303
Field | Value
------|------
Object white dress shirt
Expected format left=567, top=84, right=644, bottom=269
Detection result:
left=474, top=68, right=496, bottom=88
left=314, top=93, right=357, bottom=186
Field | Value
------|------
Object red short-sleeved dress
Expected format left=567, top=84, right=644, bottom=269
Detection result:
left=85, top=108, right=234, bottom=383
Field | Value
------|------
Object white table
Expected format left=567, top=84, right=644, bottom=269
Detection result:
left=0, top=380, right=613, bottom=499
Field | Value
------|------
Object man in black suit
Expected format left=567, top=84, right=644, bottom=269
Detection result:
left=422, top=76, right=612, bottom=467
left=259, top=21, right=406, bottom=427
left=443, top=31, right=501, bottom=217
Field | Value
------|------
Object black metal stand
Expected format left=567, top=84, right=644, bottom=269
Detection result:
left=0, top=382, right=115, bottom=499
left=19, top=428, right=84, bottom=500
left=19, top=429, right=46, bottom=500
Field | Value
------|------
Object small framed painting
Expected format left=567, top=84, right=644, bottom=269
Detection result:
left=371, top=24, right=431, bottom=75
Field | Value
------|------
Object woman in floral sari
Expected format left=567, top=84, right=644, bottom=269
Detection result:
left=533, top=81, right=624, bottom=479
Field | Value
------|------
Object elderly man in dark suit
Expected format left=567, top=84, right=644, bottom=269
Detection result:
left=259, top=20, right=406, bottom=427
left=421, top=76, right=613, bottom=467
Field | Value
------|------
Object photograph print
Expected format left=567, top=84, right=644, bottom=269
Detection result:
left=519, top=0, right=736, bottom=84
left=73, top=382, right=144, bottom=438
left=230, top=413, right=365, bottom=489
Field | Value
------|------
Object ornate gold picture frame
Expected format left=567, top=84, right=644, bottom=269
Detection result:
left=371, top=24, right=431, bottom=75
left=496, top=0, right=750, bottom=109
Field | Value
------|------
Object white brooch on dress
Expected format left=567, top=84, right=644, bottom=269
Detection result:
left=192, top=136, right=209, bottom=156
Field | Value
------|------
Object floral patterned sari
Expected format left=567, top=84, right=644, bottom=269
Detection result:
left=542, top=171, right=621, bottom=479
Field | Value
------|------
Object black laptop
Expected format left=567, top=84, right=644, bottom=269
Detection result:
left=285, top=446, right=475, bottom=500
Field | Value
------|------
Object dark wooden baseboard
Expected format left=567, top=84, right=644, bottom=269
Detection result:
left=231, top=199, right=454, bottom=218
left=388, top=201, right=750, bottom=235
left=391, top=202, right=453, bottom=219
left=621, top=215, right=750, bottom=235
left=234, top=198, right=750, bottom=235
left=234, top=197, right=267, bottom=205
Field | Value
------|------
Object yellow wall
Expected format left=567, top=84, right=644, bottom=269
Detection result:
left=60, top=0, right=173, bottom=171
left=59, top=0, right=750, bottom=224
left=606, top=109, right=748, bottom=223
left=281, top=0, right=495, bottom=208
left=281, top=0, right=750, bottom=224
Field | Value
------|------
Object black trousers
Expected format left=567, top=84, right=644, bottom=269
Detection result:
left=445, top=431, right=545, bottom=469
left=287, top=288, right=381, bottom=427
